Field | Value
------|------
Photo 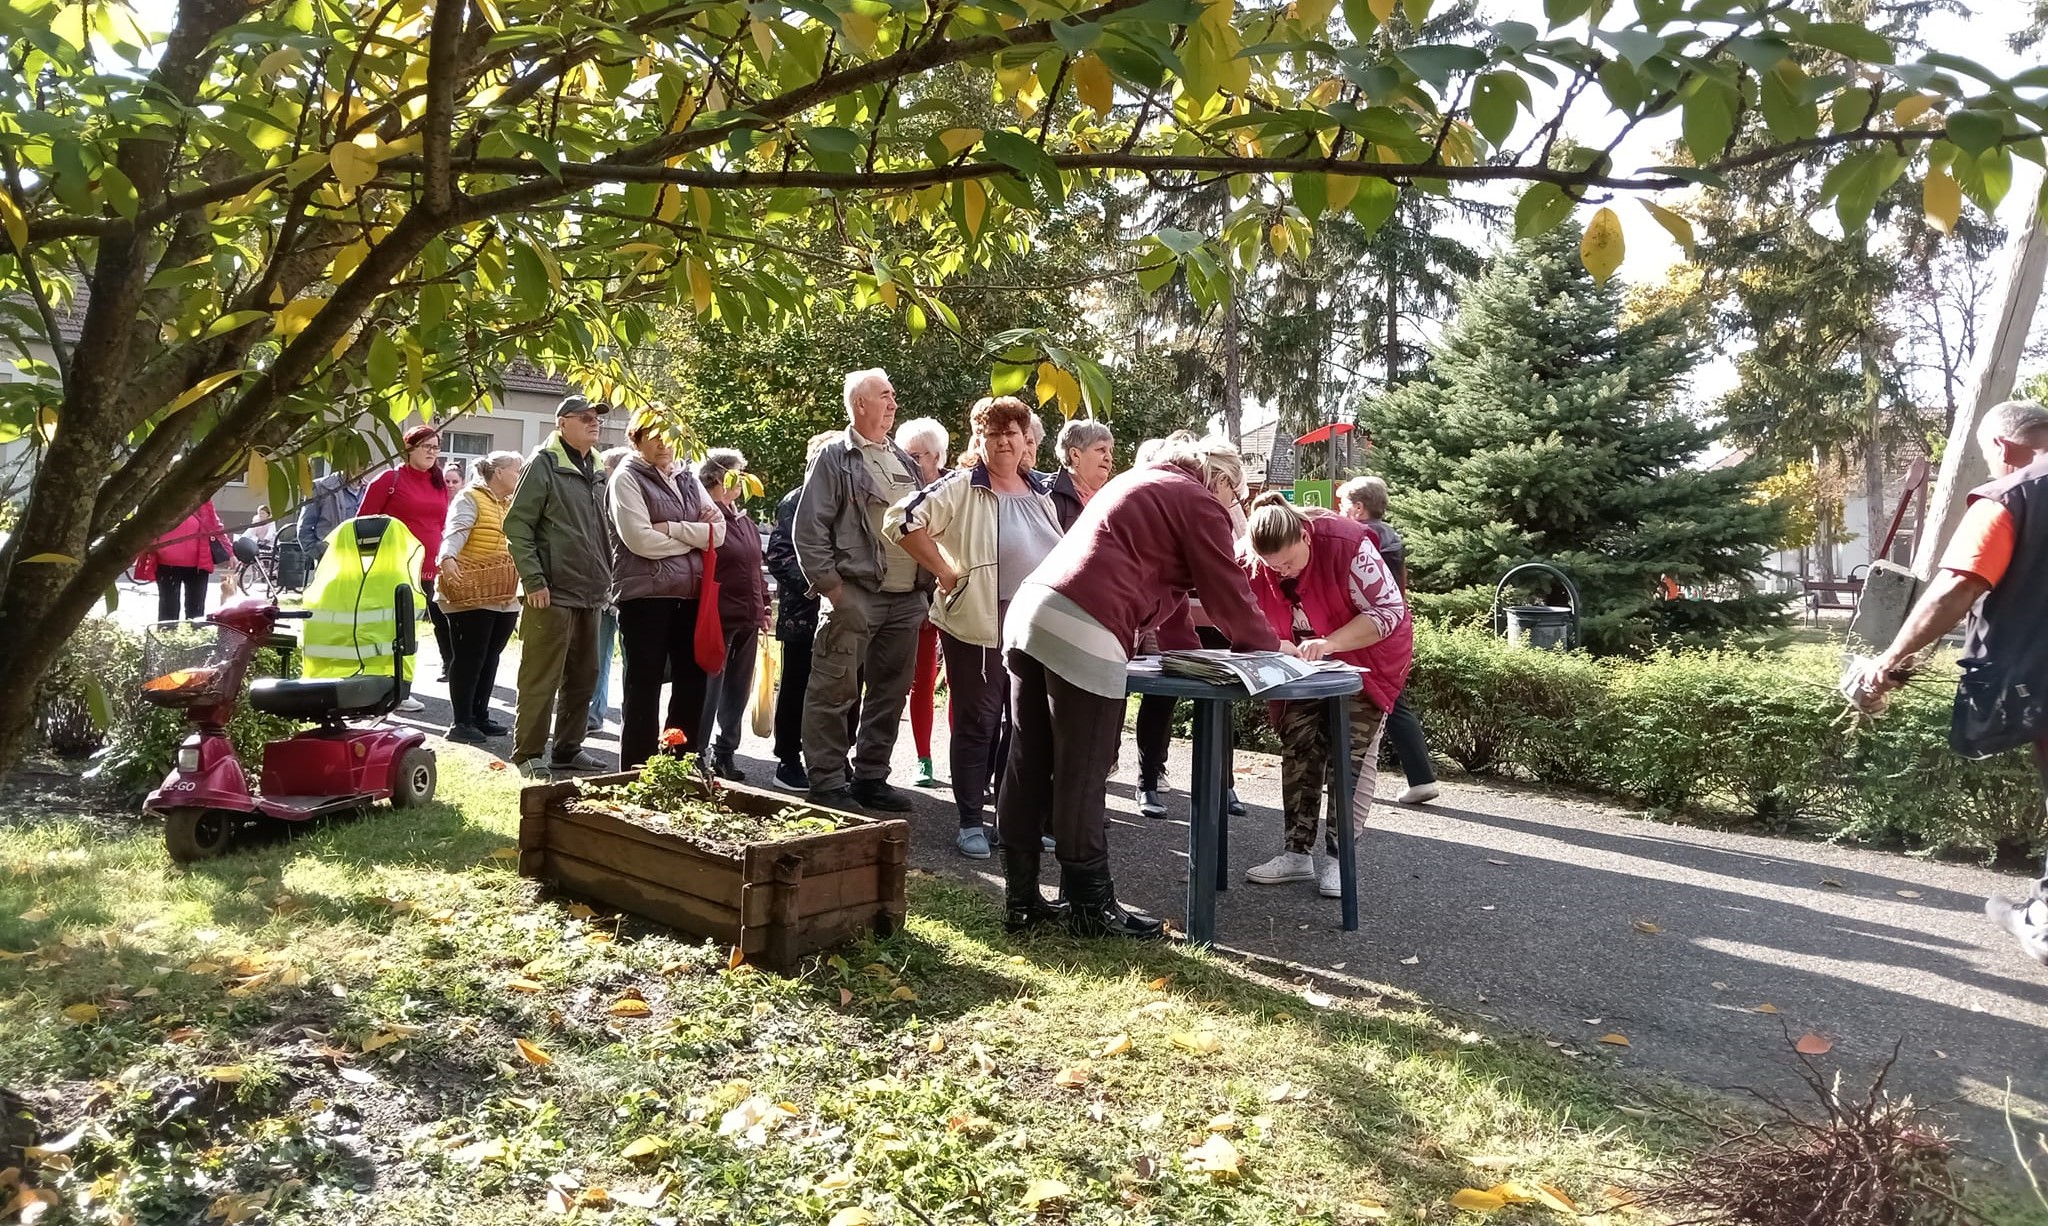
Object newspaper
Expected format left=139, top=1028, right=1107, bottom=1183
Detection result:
left=1158, top=648, right=1358, bottom=696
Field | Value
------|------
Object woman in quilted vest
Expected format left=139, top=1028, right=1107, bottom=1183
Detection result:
left=696, top=448, right=771, bottom=781
left=361, top=425, right=454, bottom=707
left=1238, top=493, right=1412, bottom=900
left=437, top=451, right=524, bottom=745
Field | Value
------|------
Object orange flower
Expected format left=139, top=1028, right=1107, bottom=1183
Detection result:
left=659, top=727, right=688, bottom=748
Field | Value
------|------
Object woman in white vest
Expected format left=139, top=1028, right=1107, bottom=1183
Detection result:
left=437, top=451, right=525, bottom=745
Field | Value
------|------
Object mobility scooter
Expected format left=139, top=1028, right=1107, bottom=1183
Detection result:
left=141, top=530, right=435, bottom=863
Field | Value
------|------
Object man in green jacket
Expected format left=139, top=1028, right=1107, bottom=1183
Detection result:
left=505, top=397, right=613, bottom=774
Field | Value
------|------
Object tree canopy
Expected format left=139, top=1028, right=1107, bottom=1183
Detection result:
left=0, top=0, right=2045, bottom=764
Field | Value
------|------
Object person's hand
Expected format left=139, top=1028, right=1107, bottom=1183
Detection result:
left=1854, top=652, right=1911, bottom=703
left=1275, top=641, right=1301, bottom=658
left=933, top=562, right=962, bottom=595
left=1296, top=638, right=1330, bottom=662
left=526, top=586, right=552, bottom=609
left=816, top=584, right=842, bottom=605
left=439, top=555, right=462, bottom=580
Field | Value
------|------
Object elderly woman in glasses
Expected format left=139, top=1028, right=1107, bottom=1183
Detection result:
left=887, top=396, right=1064, bottom=859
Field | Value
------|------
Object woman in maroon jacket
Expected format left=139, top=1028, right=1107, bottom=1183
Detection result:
left=1239, top=494, right=1412, bottom=900
left=997, top=438, right=1283, bottom=939
left=697, top=448, right=770, bottom=781
left=360, top=425, right=454, bottom=703
left=143, top=499, right=232, bottom=622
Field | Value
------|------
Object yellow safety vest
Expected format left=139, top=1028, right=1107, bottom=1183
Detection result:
left=300, top=516, right=424, bottom=682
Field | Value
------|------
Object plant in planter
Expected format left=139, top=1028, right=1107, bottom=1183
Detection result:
left=583, top=746, right=841, bottom=855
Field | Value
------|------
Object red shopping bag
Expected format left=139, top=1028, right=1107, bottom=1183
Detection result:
left=694, top=541, right=725, bottom=674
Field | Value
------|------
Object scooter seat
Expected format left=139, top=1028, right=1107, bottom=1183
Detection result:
left=249, top=675, right=398, bottom=718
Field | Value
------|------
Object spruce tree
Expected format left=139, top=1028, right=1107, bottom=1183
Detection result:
left=1370, top=224, right=1789, bottom=653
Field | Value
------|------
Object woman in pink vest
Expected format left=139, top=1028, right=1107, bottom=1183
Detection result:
left=360, top=425, right=453, bottom=708
left=1238, top=493, right=1412, bottom=899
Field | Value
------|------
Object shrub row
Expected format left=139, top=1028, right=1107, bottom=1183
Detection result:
left=1407, top=625, right=2045, bottom=862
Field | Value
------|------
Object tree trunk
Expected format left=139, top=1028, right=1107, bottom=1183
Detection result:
left=1812, top=445, right=1837, bottom=582
left=1385, top=274, right=1399, bottom=386
left=1221, top=297, right=1243, bottom=447
left=1861, top=344, right=1886, bottom=564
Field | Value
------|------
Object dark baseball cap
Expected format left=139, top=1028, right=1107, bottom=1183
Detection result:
left=556, top=395, right=612, bottom=418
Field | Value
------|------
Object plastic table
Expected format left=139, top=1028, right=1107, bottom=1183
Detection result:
left=1125, top=665, right=1365, bottom=945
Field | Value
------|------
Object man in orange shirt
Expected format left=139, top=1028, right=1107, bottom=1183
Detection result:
left=1858, top=400, right=2048, bottom=965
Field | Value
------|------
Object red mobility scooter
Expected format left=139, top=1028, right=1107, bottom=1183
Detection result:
left=141, top=579, right=436, bottom=863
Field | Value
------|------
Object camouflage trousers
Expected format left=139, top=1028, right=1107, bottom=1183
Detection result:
left=1276, top=693, right=1386, bottom=854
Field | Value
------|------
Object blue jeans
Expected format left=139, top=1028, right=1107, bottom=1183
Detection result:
left=589, top=608, right=618, bottom=725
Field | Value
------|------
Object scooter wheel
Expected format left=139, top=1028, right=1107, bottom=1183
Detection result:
left=391, top=746, right=437, bottom=808
left=164, top=808, right=237, bottom=864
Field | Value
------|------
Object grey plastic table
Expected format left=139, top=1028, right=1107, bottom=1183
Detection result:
left=1125, top=665, right=1365, bottom=945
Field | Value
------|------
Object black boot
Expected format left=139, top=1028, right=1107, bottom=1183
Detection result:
left=1061, top=864, right=1164, bottom=940
left=1003, top=847, right=1068, bottom=934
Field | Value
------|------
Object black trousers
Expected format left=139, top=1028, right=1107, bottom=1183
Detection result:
left=773, top=633, right=813, bottom=768
left=940, top=612, right=1011, bottom=826
left=157, top=567, right=208, bottom=621
left=421, top=577, right=453, bottom=675
left=701, top=622, right=759, bottom=761
left=1384, top=688, right=1436, bottom=786
left=617, top=596, right=710, bottom=769
left=447, top=609, right=518, bottom=729
left=996, top=649, right=1125, bottom=870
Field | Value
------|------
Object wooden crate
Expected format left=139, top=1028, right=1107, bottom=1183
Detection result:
left=517, top=772, right=908, bottom=971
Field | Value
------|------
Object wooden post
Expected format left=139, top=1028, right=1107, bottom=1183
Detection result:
left=1912, top=197, right=2048, bottom=580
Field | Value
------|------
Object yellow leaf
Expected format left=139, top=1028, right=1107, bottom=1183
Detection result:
left=838, top=9, right=877, bottom=52
left=814, top=1167, right=857, bottom=1192
left=620, top=1135, right=669, bottom=1160
left=877, top=279, right=899, bottom=310
left=688, top=259, right=714, bottom=316
left=1487, top=1183, right=1538, bottom=1205
left=1146, top=975, right=1172, bottom=991
left=1924, top=166, right=1962, bottom=235
left=1580, top=206, right=1624, bottom=285
left=1598, top=1032, right=1630, bottom=1047
left=489, top=846, right=520, bottom=861
left=1019, top=1177, right=1070, bottom=1208
left=1094, top=1032, right=1133, bottom=1057
left=203, top=1065, right=247, bottom=1083
left=1893, top=94, right=1936, bottom=126
left=328, top=141, right=376, bottom=192
left=18, top=554, right=77, bottom=565
left=165, top=371, right=242, bottom=416
left=514, top=1037, right=553, bottom=1066
left=608, top=998, right=652, bottom=1018
left=1640, top=200, right=1695, bottom=256
left=275, top=297, right=323, bottom=340
left=1181, top=1132, right=1241, bottom=1179
left=1534, top=1183, right=1580, bottom=1213
left=18, top=908, right=50, bottom=922
left=890, top=985, right=917, bottom=1001
left=566, top=902, right=597, bottom=920
left=1073, top=54, right=1114, bottom=117
left=62, top=1003, right=99, bottom=1024
left=1169, top=1030, right=1223, bottom=1056
left=937, top=127, right=982, bottom=156
left=1207, top=1111, right=1238, bottom=1133
left=1367, top=0, right=1394, bottom=19
left=1450, top=1188, right=1507, bottom=1212
left=1795, top=1032, right=1833, bottom=1056
left=1295, top=0, right=1337, bottom=27
left=1053, top=1061, right=1092, bottom=1088
left=926, top=1036, right=945, bottom=1054
left=690, top=185, right=712, bottom=229
left=1269, top=221, right=1292, bottom=256
left=0, top=188, right=26, bottom=254
left=961, top=180, right=988, bottom=238
left=1754, top=1003, right=1778, bottom=1014
left=1631, top=920, right=1660, bottom=934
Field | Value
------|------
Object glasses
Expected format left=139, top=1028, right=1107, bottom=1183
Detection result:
left=564, top=413, right=602, bottom=427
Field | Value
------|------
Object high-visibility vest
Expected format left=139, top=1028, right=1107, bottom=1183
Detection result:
left=300, top=516, right=424, bottom=682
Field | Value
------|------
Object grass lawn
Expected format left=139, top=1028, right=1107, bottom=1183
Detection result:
left=0, top=751, right=2023, bottom=1224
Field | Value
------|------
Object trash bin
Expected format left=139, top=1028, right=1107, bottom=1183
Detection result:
left=1491, top=562, right=1581, bottom=651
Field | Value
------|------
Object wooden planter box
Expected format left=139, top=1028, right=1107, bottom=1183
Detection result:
left=517, top=772, right=908, bottom=970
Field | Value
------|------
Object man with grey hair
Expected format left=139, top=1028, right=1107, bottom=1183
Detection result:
left=1049, top=418, right=1114, bottom=531
left=792, top=368, right=933, bottom=811
left=1857, top=399, right=2048, bottom=965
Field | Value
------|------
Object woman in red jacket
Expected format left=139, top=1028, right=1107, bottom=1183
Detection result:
left=360, top=425, right=454, bottom=707
left=1239, top=493, right=1412, bottom=900
left=144, top=499, right=232, bottom=622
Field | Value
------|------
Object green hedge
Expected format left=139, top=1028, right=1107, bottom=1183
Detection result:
left=1407, top=625, right=2046, bottom=861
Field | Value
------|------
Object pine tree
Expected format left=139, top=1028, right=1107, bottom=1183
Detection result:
left=1370, top=225, right=1789, bottom=653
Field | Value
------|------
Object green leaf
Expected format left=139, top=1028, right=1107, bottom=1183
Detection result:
left=1788, top=21, right=1893, bottom=64
left=83, top=676, right=113, bottom=731
left=1945, top=109, right=2004, bottom=157
left=1348, top=175, right=1397, bottom=235
left=991, top=362, right=1032, bottom=395
left=504, top=131, right=563, bottom=179
left=1542, top=0, right=1592, bottom=28
left=1820, top=148, right=1906, bottom=231
left=98, top=163, right=140, bottom=220
left=1514, top=181, right=1575, bottom=239
left=1470, top=71, right=1527, bottom=145
left=1681, top=76, right=1738, bottom=163
left=1136, top=243, right=1178, bottom=294
left=1596, top=28, right=1664, bottom=68
left=981, top=129, right=1050, bottom=177
left=1598, top=59, right=1645, bottom=116
left=368, top=330, right=401, bottom=388
left=1396, top=44, right=1487, bottom=92
left=1292, top=172, right=1328, bottom=219
left=1759, top=61, right=1817, bottom=141
left=1340, top=0, right=1378, bottom=44
left=203, top=310, right=271, bottom=339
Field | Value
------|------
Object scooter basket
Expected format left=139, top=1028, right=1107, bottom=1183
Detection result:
left=139, top=621, right=254, bottom=709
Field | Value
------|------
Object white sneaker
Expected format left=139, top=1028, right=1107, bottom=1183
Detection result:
left=1396, top=781, right=1439, bottom=805
left=1245, top=851, right=1315, bottom=885
left=396, top=696, right=426, bottom=713
left=1138, top=789, right=1167, bottom=818
left=1317, top=857, right=1343, bottom=898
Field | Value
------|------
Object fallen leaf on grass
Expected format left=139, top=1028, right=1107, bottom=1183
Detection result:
left=361, top=1024, right=422, bottom=1053
left=504, top=978, right=545, bottom=994
left=1450, top=1188, right=1506, bottom=1212
left=947, top=1114, right=995, bottom=1138
left=566, top=903, right=597, bottom=920
left=890, top=985, right=918, bottom=1002
left=19, top=908, right=49, bottom=923
left=1598, top=1033, right=1630, bottom=1047
left=1348, top=1199, right=1390, bottom=1219
left=814, top=1167, right=857, bottom=1192
left=1795, top=1033, right=1833, bottom=1056
left=513, top=1038, right=553, bottom=1066
left=449, top=1138, right=508, bottom=1163
left=1181, top=1133, right=1241, bottom=1180
left=1169, top=1030, right=1222, bottom=1056
left=620, top=1136, right=669, bottom=1161
left=1133, top=1153, right=1160, bottom=1179
left=1754, top=1003, right=1779, bottom=1014
left=827, top=1209, right=878, bottom=1226
left=488, top=846, right=520, bottom=860
left=1019, top=1178, right=1070, bottom=1208
left=1093, top=1032, right=1133, bottom=1058
left=613, top=1180, right=669, bottom=1209
left=1136, top=999, right=1173, bottom=1019
left=24, top=1124, right=86, bottom=1160
left=1053, top=1061, right=1093, bottom=1089
left=1207, top=1112, right=1238, bottom=1134
left=486, top=759, right=508, bottom=771
left=971, top=1043, right=998, bottom=1075
left=727, top=945, right=745, bottom=970
left=927, top=1036, right=945, bottom=1054
left=202, top=1065, right=246, bottom=1084
left=338, top=1067, right=379, bottom=1085
left=1534, top=1183, right=1580, bottom=1213
left=1146, top=975, right=1172, bottom=991
left=206, top=1188, right=273, bottom=1222
left=608, top=997, right=652, bottom=1018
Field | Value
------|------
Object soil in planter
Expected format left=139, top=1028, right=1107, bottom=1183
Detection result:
left=580, top=755, right=845, bottom=856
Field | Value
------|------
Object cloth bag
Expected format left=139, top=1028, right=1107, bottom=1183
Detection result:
left=437, top=554, right=519, bottom=613
left=694, top=543, right=725, bottom=674
left=1950, top=662, right=2048, bottom=758
left=749, top=637, right=780, bottom=738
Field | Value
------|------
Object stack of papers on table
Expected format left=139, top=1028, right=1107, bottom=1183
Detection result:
left=1159, top=649, right=1360, bottom=696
